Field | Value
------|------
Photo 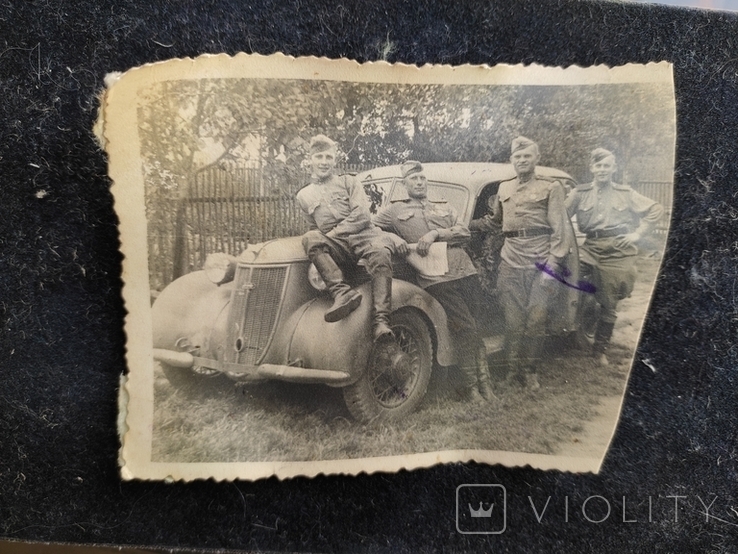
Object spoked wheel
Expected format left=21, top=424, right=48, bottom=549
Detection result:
left=343, top=311, right=433, bottom=423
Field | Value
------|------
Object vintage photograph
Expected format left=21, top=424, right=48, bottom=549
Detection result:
left=106, top=54, right=675, bottom=480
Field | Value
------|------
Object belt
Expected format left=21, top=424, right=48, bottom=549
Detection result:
left=586, top=225, right=630, bottom=239
left=503, top=227, right=552, bottom=238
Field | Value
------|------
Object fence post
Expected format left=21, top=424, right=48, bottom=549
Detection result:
left=171, top=187, right=189, bottom=281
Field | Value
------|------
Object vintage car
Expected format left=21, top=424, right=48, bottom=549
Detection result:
left=152, top=163, right=579, bottom=422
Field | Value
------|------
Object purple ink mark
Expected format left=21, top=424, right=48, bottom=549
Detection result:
left=535, top=262, right=597, bottom=293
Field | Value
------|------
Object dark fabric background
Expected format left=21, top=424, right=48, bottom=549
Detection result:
left=1, top=0, right=737, bottom=552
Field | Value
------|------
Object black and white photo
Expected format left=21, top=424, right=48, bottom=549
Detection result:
left=104, top=54, right=676, bottom=480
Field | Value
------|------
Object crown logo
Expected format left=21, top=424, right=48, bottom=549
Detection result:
left=469, top=502, right=494, bottom=518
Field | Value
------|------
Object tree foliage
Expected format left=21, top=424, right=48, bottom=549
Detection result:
left=138, top=77, right=675, bottom=285
left=138, top=77, right=674, bottom=194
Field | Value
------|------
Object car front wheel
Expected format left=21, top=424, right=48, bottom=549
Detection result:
left=342, top=310, right=433, bottom=423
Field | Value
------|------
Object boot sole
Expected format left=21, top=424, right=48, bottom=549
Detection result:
left=324, top=293, right=362, bottom=323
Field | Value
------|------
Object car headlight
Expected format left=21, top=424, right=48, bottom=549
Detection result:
left=307, top=263, right=327, bottom=291
left=204, top=253, right=237, bottom=285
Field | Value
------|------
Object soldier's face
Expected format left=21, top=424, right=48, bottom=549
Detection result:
left=310, top=148, right=337, bottom=179
left=510, top=146, right=540, bottom=175
left=404, top=172, right=428, bottom=199
left=590, top=156, right=616, bottom=184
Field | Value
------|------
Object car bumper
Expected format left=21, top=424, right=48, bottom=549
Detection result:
left=153, top=348, right=352, bottom=385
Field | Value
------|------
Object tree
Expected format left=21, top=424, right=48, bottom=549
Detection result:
left=137, top=77, right=675, bottom=284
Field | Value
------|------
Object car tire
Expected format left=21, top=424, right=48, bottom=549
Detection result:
left=342, top=310, right=433, bottom=423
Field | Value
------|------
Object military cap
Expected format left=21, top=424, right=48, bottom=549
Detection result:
left=309, top=134, right=337, bottom=154
left=401, top=160, right=424, bottom=178
left=590, top=147, right=615, bottom=164
left=511, top=136, right=538, bottom=154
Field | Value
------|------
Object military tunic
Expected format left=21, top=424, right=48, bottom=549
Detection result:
left=566, top=181, right=663, bottom=322
left=373, top=196, right=484, bottom=380
left=495, top=175, right=573, bottom=269
left=296, top=173, right=393, bottom=276
left=372, top=197, right=477, bottom=289
left=492, top=175, right=577, bottom=342
left=566, top=181, right=663, bottom=262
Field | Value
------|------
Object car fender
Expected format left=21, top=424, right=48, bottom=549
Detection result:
left=281, top=279, right=454, bottom=384
left=391, top=279, right=455, bottom=366
left=151, top=271, right=233, bottom=359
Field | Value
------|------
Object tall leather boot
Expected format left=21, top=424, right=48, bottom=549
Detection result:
left=370, top=272, right=412, bottom=381
left=309, top=250, right=362, bottom=323
left=371, top=271, right=394, bottom=342
left=457, top=342, right=484, bottom=403
left=523, top=336, right=545, bottom=391
left=476, top=343, right=498, bottom=402
left=504, top=337, right=524, bottom=387
left=593, top=319, right=615, bottom=366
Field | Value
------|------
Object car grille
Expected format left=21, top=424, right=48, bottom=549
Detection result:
left=225, top=265, right=287, bottom=366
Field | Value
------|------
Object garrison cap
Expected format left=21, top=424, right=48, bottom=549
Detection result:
left=401, top=160, right=424, bottom=178
left=589, top=147, right=615, bottom=164
left=511, top=136, right=538, bottom=154
left=309, top=134, right=337, bottom=154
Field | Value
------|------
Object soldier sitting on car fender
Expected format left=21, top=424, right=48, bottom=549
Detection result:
left=295, top=135, right=397, bottom=342
left=372, top=161, right=496, bottom=403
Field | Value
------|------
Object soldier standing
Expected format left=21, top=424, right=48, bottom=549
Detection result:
left=566, top=148, right=664, bottom=365
left=493, top=136, right=577, bottom=390
left=295, top=135, right=396, bottom=342
left=372, top=161, right=496, bottom=403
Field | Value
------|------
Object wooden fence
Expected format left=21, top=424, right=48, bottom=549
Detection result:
left=630, top=180, right=673, bottom=233
left=149, top=166, right=673, bottom=289
left=186, top=166, right=307, bottom=261
left=149, top=163, right=373, bottom=289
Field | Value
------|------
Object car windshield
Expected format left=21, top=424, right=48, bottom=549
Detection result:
left=387, top=181, right=470, bottom=221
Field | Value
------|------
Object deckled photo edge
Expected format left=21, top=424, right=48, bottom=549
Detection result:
left=106, top=53, right=675, bottom=481
left=120, top=450, right=601, bottom=483
left=104, top=72, right=157, bottom=477
left=103, top=51, right=673, bottom=88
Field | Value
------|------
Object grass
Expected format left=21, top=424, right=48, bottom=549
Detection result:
left=151, top=344, right=631, bottom=463
left=151, top=258, right=660, bottom=464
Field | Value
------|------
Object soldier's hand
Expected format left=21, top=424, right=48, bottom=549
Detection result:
left=387, top=233, right=409, bottom=256
left=416, top=230, right=439, bottom=256
left=615, top=232, right=640, bottom=249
